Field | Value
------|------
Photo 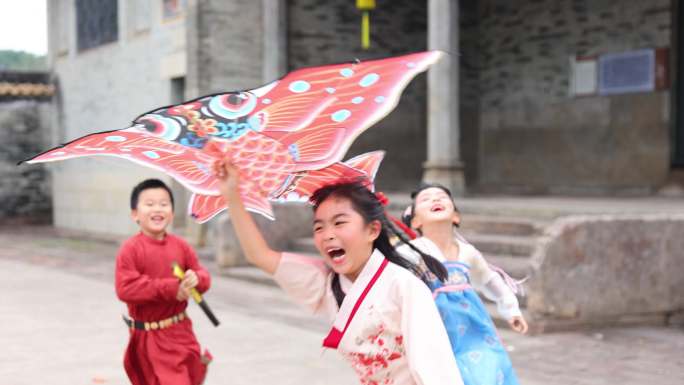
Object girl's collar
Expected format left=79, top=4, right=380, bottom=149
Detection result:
left=414, top=236, right=465, bottom=262
left=333, top=249, right=386, bottom=331
left=338, top=249, right=384, bottom=288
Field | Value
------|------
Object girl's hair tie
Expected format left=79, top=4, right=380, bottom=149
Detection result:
left=375, top=191, right=389, bottom=207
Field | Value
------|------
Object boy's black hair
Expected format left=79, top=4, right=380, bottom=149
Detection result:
left=402, top=182, right=460, bottom=230
left=130, top=179, right=175, bottom=210
left=310, top=180, right=448, bottom=307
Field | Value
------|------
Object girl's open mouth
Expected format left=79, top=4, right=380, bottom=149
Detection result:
left=327, top=248, right=346, bottom=264
left=430, top=205, right=445, bottom=212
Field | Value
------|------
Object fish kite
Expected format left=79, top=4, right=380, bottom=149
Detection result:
left=22, top=51, right=443, bottom=222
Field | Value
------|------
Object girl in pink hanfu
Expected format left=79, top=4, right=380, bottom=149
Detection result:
left=398, top=183, right=528, bottom=385
left=213, top=160, right=464, bottom=385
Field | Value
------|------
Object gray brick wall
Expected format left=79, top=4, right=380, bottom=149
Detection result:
left=187, top=0, right=263, bottom=96
left=478, top=0, right=670, bottom=108
left=0, top=101, right=52, bottom=223
left=462, top=0, right=672, bottom=194
left=460, top=0, right=481, bottom=186
left=287, top=0, right=428, bottom=190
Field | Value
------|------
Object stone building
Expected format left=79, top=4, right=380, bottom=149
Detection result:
left=45, top=0, right=682, bottom=237
left=460, top=0, right=677, bottom=195
left=0, top=71, right=53, bottom=223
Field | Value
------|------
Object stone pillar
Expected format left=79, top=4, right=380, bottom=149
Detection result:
left=262, top=0, right=288, bottom=82
left=424, top=0, right=465, bottom=194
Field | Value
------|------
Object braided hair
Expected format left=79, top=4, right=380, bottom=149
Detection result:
left=310, top=181, right=448, bottom=307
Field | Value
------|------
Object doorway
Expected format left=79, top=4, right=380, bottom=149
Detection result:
left=674, top=0, right=684, bottom=166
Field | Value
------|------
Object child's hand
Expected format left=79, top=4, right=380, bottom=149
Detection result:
left=182, top=269, right=199, bottom=289
left=176, top=285, right=191, bottom=302
left=212, top=158, right=241, bottom=199
left=176, top=270, right=199, bottom=302
left=509, top=315, right=529, bottom=334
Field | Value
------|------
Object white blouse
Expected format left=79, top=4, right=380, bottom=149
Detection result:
left=397, top=237, right=522, bottom=321
left=273, top=249, right=464, bottom=385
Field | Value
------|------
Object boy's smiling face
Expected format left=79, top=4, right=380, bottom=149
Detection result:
left=132, top=187, right=173, bottom=240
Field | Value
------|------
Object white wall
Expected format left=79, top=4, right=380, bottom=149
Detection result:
left=48, top=0, right=188, bottom=236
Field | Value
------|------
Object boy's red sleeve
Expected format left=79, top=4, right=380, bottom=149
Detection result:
left=115, top=242, right=180, bottom=304
left=185, top=244, right=211, bottom=294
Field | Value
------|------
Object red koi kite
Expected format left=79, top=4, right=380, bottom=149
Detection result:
left=22, top=51, right=442, bottom=222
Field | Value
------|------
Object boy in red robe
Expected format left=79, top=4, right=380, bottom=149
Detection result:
left=116, top=179, right=212, bottom=385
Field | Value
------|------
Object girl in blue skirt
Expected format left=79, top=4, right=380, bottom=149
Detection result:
left=398, top=183, right=527, bottom=385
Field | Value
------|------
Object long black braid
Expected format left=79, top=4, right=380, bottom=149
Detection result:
left=310, top=181, right=447, bottom=307
left=380, top=215, right=448, bottom=282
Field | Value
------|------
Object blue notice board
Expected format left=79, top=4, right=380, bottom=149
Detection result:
left=598, top=49, right=655, bottom=95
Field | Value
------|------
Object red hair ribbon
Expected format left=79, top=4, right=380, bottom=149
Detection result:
left=374, top=191, right=417, bottom=239
left=389, top=214, right=418, bottom=240
left=375, top=191, right=389, bottom=206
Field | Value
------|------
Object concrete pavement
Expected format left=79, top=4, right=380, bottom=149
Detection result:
left=1, top=226, right=683, bottom=385
left=0, top=226, right=353, bottom=385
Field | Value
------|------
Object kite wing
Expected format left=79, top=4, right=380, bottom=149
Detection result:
left=255, top=51, right=442, bottom=171
left=22, top=127, right=223, bottom=195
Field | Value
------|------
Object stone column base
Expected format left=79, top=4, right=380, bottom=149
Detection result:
left=422, top=161, right=466, bottom=195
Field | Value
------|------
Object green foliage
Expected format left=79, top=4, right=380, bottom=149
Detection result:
left=0, top=50, right=47, bottom=71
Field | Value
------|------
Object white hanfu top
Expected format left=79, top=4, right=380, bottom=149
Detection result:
left=273, top=249, right=464, bottom=385
left=398, top=237, right=522, bottom=321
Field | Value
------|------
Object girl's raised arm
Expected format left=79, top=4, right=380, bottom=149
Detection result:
left=213, top=160, right=282, bottom=274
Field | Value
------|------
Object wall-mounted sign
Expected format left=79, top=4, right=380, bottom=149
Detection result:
left=570, top=56, right=597, bottom=96
left=598, top=49, right=655, bottom=95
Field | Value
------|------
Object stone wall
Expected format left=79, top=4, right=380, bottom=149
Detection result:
left=460, top=0, right=482, bottom=186
left=287, top=0, right=428, bottom=190
left=186, top=0, right=263, bottom=96
left=527, top=214, right=684, bottom=325
left=0, top=101, right=52, bottom=223
left=463, top=0, right=672, bottom=194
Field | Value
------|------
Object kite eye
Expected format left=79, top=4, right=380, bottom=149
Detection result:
left=208, top=92, right=257, bottom=120
left=136, top=114, right=182, bottom=141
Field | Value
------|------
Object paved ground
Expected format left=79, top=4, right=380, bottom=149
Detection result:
left=1, top=226, right=683, bottom=385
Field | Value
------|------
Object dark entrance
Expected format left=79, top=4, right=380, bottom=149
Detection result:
left=674, top=0, right=684, bottom=167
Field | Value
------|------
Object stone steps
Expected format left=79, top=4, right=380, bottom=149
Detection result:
left=216, top=263, right=532, bottom=332
left=458, top=214, right=546, bottom=236
left=215, top=263, right=531, bottom=329
left=288, top=239, right=532, bottom=280
left=286, top=211, right=539, bottom=310
left=483, top=254, right=531, bottom=280
left=461, top=232, right=538, bottom=257
left=219, top=193, right=550, bottom=329
left=213, top=195, right=684, bottom=333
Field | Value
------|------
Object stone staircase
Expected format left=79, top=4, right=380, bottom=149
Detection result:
left=458, top=214, right=543, bottom=281
left=289, top=216, right=542, bottom=283
left=285, top=195, right=550, bottom=328
left=216, top=194, right=684, bottom=333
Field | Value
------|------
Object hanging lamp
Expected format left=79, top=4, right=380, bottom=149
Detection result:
left=356, top=0, right=376, bottom=49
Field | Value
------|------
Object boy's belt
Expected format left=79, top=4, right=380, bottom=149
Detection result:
left=122, top=311, right=187, bottom=331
